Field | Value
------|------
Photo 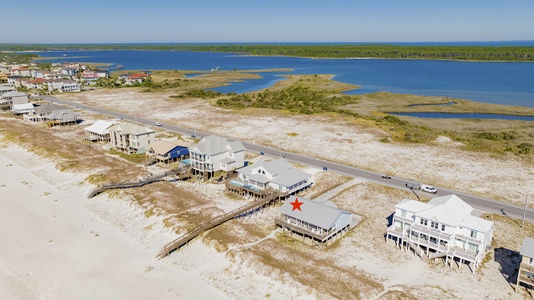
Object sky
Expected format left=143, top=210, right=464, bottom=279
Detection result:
left=3, top=0, right=534, bottom=43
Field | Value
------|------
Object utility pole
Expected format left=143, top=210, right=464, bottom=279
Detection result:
left=522, top=194, right=529, bottom=228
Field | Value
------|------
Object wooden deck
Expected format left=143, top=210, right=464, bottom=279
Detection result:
left=156, top=190, right=285, bottom=259
left=87, top=165, right=192, bottom=198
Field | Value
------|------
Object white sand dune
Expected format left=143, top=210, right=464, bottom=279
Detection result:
left=0, top=145, right=228, bottom=300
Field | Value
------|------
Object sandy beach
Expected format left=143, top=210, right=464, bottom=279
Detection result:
left=0, top=143, right=229, bottom=300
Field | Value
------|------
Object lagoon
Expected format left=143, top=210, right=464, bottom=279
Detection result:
left=390, top=112, right=534, bottom=121
left=34, top=50, right=534, bottom=108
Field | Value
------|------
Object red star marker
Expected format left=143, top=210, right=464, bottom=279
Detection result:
left=290, top=198, right=304, bottom=211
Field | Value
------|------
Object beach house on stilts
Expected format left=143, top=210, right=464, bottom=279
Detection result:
left=517, top=237, right=534, bottom=291
left=386, top=194, right=493, bottom=273
left=275, top=196, right=353, bottom=248
left=189, top=135, right=244, bottom=180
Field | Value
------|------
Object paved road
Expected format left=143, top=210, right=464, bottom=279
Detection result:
left=42, top=95, right=534, bottom=223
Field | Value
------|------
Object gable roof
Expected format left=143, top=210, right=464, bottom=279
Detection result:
left=237, top=158, right=312, bottom=187
left=84, top=120, right=119, bottom=135
left=34, top=103, right=67, bottom=115
left=279, top=196, right=352, bottom=230
left=2, top=91, right=27, bottom=98
left=271, top=168, right=312, bottom=187
left=190, top=135, right=244, bottom=155
left=12, top=103, right=34, bottom=110
left=521, top=237, right=534, bottom=258
left=108, top=122, right=154, bottom=135
left=396, top=195, right=493, bottom=232
left=147, top=139, right=188, bottom=155
left=428, top=194, right=473, bottom=215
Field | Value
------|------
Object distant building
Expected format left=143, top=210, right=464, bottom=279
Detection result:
left=108, top=122, right=155, bottom=154
left=275, top=196, right=353, bottom=248
left=118, top=73, right=149, bottom=85
left=11, top=103, right=34, bottom=115
left=0, top=83, right=15, bottom=95
left=386, top=194, right=494, bottom=273
left=189, top=135, right=244, bottom=178
left=517, top=237, right=534, bottom=291
left=0, top=91, right=28, bottom=110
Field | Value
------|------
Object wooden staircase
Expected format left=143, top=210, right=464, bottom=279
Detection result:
left=87, top=165, right=191, bottom=198
left=156, top=191, right=285, bottom=259
left=406, top=236, right=428, bottom=261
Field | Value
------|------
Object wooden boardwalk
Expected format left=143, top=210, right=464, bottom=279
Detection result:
left=156, top=190, right=285, bottom=259
left=87, top=165, right=191, bottom=198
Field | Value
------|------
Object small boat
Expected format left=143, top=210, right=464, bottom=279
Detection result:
left=116, top=65, right=123, bottom=69
left=63, top=54, right=67, bottom=57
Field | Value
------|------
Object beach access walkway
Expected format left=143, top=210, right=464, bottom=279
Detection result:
left=156, top=190, right=285, bottom=259
left=87, top=165, right=192, bottom=198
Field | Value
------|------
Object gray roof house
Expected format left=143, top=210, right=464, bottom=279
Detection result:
left=0, top=91, right=28, bottom=109
left=189, top=135, right=245, bottom=178
left=275, top=196, right=353, bottom=248
left=517, top=237, right=534, bottom=291
left=24, top=103, right=78, bottom=125
left=108, top=122, right=155, bottom=154
left=386, top=194, right=494, bottom=273
left=235, top=158, right=312, bottom=194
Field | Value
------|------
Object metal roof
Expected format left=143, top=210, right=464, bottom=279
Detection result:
left=146, top=139, right=187, bottom=155
left=190, top=135, right=244, bottom=155
left=108, top=122, right=154, bottom=135
left=84, top=120, right=118, bottom=135
left=237, top=158, right=311, bottom=187
left=396, top=195, right=493, bottom=232
left=520, top=237, right=534, bottom=258
left=279, top=196, right=352, bottom=230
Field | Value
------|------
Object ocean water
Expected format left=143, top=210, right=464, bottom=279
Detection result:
left=34, top=49, right=534, bottom=108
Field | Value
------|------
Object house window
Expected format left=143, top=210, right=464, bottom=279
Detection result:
left=441, top=224, right=445, bottom=231
left=431, top=221, right=438, bottom=229
left=468, top=242, right=477, bottom=251
left=419, top=218, right=428, bottom=226
left=401, top=210, right=406, bottom=218
left=529, top=257, right=534, bottom=265
left=470, top=230, right=477, bottom=239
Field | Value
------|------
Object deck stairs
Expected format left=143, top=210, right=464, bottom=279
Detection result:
left=406, top=236, right=428, bottom=261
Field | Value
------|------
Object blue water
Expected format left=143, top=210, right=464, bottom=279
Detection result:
left=33, top=50, right=534, bottom=107
left=390, top=112, right=534, bottom=121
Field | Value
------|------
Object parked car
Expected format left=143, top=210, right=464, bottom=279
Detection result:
left=155, top=122, right=162, bottom=126
left=381, top=174, right=392, bottom=179
left=405, top=181, right=421, bottom=190
left=421, top=184, right=437, bottom=194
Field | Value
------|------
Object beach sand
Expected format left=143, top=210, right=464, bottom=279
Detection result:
left=0, top=144, right=228, bottom=300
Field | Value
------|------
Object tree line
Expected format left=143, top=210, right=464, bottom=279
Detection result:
left=1, top=43, right=533, bottom=61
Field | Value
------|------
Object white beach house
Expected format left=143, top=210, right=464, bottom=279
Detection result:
left=189, top=135, right=244, bottom=178
left=108, top=122, right=155, bottom=154
left=386, top=194, right=493, bottom=273
left=235, top=158, right=312, bottom=194
left=84, top=120, right=119, bottom=142
left=517, top=237, right=534, bottom=290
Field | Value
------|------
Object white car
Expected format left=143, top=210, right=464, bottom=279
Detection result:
left=421, top=184, right=437, bottom=194
left=155, top=122, right=162, bottom=127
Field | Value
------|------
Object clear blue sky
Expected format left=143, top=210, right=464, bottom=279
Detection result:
left=3, top=0, right=534, bottom=43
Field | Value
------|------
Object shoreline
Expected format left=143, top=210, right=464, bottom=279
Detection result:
left=0, top=142, right=228, bottom=300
